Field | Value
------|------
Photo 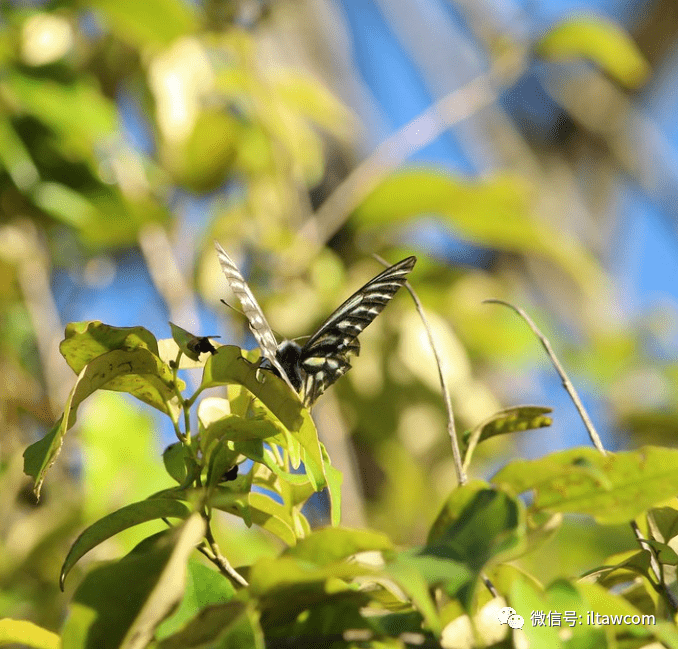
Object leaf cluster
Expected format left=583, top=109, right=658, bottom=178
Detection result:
left=11, top=320, right=678, bottom=648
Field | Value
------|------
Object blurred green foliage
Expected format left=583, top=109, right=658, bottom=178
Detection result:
left=3, top=0, right=678, bottom=647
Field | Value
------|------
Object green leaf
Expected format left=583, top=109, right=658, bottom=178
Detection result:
left=0, top=117, right=39, bottom=191
left=204, top=413, right=282, bottom=444
left=155, top=560, right=236, bottom=640
left=462, top=405, right=552, bottom=471
left=61, top=515, right=205, bottom=649
left=202, top=346, right=303, bottom=431
left=163, top=443, right=192, bottom=485
left=581, top=550, right=653, bottom=586
left=60, top=321, right=160, bottom=372
left=205, top=438, right=240, bottom=492
left=233, top=439, right=310, bottom=486
left=353, top=169, right=603, bottom=292
left=285, top=528, right=394, bottom=566
left=509, top=578, right=564, bottom=648
left=60, top=499, right=192, bottom=589
left=88, top=0, right=198, bottom=48
left=0, top=619, right=59, bottom=649
left=383, top=555, right=445, bottom=635
left=321, top=442, right=343, bottom=527
left=576, top=581, right=659, bottom=636
left=535, top=16, right=650, bottom=89
left=213, top=491, right=298, bottom=546
left=423, top=486, right=524, bottom=589
left=24, top=347, right=180, bottom=498
left=22, top=416, right=63, bottom=500
left=6, top=72, right=117, bottom=160
left=247, top=555, right=371, bottom=596
left=158, top=338, right=206, bottom=370
left=156, top=601, right=264, bottom=649
left=75, top=348, right=180, bottom=415
left=649, top=506, right=678, bottom=542
left=493, top=446, right=678, bottom=524
left=645, top=539, right=678, bottom=565
left=295, top=414, right=326, bottom=492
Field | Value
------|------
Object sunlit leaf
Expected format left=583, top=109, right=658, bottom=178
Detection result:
left=205, top=438, right=240, bottom=492
left=0, top=619, right=59, bottom=649
left=425, top=485, right=524, bottom=576
left=155, top=560, right=236, bottom=640
left=60, top=321, right=160, bottom=372
left=6, top=71, right=117, bottom=159
left=60, top=498, right=192, bottom=589
left=248, top=555, right=370, bottom=596
left=88, top=0, right=198, bottom=48
left=61, top=516, right=205, bottom=649
left=202, top=346, right=302, bottom=430
left=213, top=491, right=298, bottom=546
left=581, top=549, right=653, bottom=588
left=493, top=446, right=678, bottom=524
left=648, top=506, right=678, bottom=543
left=156, top=601, right=264, bottom=649
left=462, top=406, right=553, bottom=471
left=0, top=117, right=39, bottom=190
left=321, top=442, right=343, bottom=527
left=285, top=527, right=393, bottom=566
left=354, top=169, right=603, bottom=292
left=535, top=16, right=650, bottom=89
left=163, top=442, right=192, bottom=485
left=383, top=555, right=444, bottom=635
left=169, top=322, right=217, bottom=362
left=202, top=347, right=327, bottom=490
left=25, top=344, right=182, bottom=498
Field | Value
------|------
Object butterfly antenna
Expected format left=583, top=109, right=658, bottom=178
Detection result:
left=220, top=298, right=246, bottom=318
left=220, top=299, right=286, bottom=342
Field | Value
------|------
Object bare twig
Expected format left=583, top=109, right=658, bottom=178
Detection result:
left=483, top=299, right=605, bottom=454
left=204, top=522, right=249, bottom=587
left=374, top=255, right=466, bottom=485
left=284, top=72, right=498, bottom=269
left=11, top=222, right=70, bottom=412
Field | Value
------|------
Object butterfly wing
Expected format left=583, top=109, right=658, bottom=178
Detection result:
left=298, top=256, right=416, bottom=406
left=214, top=242, right=297, bottom=393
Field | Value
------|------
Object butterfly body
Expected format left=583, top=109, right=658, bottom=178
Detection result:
left=216, top=242, right=415, bottom=406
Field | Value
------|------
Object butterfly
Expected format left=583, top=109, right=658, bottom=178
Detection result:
left=215, top=242, right=416, bottom=407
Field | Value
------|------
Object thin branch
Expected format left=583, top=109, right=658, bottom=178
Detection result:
left=204, top=522, right=249, bottom=587
left=375, top=255, right=466, bottom=486
left=483, top=299, right=605, bottom=454
left=285, top=72, right=498, bottom=268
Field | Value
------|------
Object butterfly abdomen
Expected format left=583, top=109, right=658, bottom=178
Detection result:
left=274, top=340, right=304, bottom=391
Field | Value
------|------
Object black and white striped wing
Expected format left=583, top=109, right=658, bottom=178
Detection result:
left=299, top=256, right=416, bottom=406
left=214, top=242, right=296, bottom=393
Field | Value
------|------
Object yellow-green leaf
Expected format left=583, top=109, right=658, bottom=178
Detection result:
left=0, top=619, right=59, bottom=649
left=354, top=169, right=603, bottom=292
left=493, top=446, right=678, bottom=524
left=535, top=17, right=650, bottom=89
